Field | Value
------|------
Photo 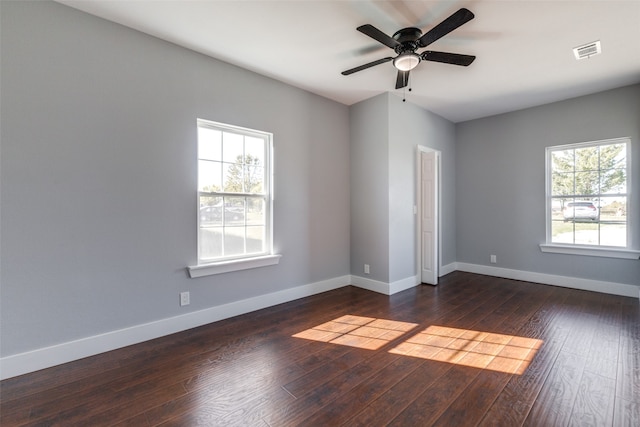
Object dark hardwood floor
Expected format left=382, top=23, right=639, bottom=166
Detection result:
left=1, top=271, right=639, bottom=426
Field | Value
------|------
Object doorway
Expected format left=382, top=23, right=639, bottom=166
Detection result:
left=416, top=146, right=440, bottom=285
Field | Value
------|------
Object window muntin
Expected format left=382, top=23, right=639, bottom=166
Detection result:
left=197, top=119, right=272, bottom=264
left=546, top=138, right=629, bottom=248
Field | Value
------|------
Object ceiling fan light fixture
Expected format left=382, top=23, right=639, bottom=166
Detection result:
left=393, top=52, right=420, bottom=71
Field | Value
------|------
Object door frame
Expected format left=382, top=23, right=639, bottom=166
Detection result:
left=416, top=145, right=441, bottom=285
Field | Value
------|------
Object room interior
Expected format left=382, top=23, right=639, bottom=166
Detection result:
left=1, top=1, right=639, bottom=422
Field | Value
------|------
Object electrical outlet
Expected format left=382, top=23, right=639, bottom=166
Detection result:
left=180, top=291, right=190, bottom=306
left=490, top=255, right=497, bottom=264
left=364, top=264, right=370, bottom=274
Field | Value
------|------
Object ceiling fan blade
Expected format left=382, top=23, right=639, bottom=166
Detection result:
left=357, top=24, right=401, bottom=49
left=421, top=51, right=476, bottom=66
left=417, top=8, right=475, bottom=48
left=342, top=57, right=394, bottom=75
left=395, top=70, right=409, bottom=89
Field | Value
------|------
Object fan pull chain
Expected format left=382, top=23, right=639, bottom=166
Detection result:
left=402, top=74, right=412, bottom=102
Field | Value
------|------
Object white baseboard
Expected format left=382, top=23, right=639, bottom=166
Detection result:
left=350, top=274, right=419, bottom=295
left=0, top=275, right=350, bottom=380
left=439, top=262, right=457, bottom=276
left=455, top=262, right=639, bottom=298
left=350, top=275, right=391, bottom=294
left=389, top=275, right=420, bottom=294
left=3, top=264, right=636, bottom=380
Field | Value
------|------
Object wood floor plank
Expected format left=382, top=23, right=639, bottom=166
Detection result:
left=294, top=352, right=424, bottom=426
left=1, top=272, right=638, bottom=427
left=205, top=386, right=293, bottom=427
left=616, top=334, right=640, bottom=402
left=524, top=351, right=587, bottom=426
left=342, top=359, right=452, bottom=427
left=569, top=371, right=616, bottom=427
left=112, top=412, right=151, bottom=427
left=387, top=364, right=481, bottom=426
left=613, top=397, right=640, bottom=427
left=265, top=350, right=399, bottom=426
left=432, top=369, right=512, bottom=427
left=282, top=347, right=377, bottom=398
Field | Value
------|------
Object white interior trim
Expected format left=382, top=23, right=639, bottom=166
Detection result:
left=351, top=275, right=420, bottom=295
left=187, top=254, right=282, bottom=278
left=439, top=262, right=457, bottom=277
left=456, top=262, right=639, bottom=298
left=389, top=275, right=420, bottom=294
left=539, top=244, right=640, bottom=259
left=350, top=275, right=392, bottom=295
left=415, top=145, right=442, bottom=286
left=0, top=274, right=348, bottom=380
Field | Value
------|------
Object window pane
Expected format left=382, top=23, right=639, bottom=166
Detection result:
left=246, top=226, right=265, bottom=254
left=247, top=198, right=265, bottom=226
left=574, top=222, right=599, bottom=245
left=552, top=172, right=574, bottom=196
left=601, top=143, right=626, bottom=169
left=599, top=197, right=627, bottom=221
left=551, top=149, right=574, bottom=172
left=574, top=171, right=599, bottom=195
left=222, top=132, right=244, bottom=163
left=551, top=197, right=572, bottom=220
left=198, top=127, right=221, bottom=161
left=223, top=162, right=244, bottom=193
left=224, top=227, right=245, bottom=257
left=198, top=160, right=222, bottom=192
left=199, top=196, right=223, bottom=226
left=574, top=146, right=598, bottom=171
left=224, top=197, right=245, bottom=226
left=199, top=227, right=222, bottom=259
left=600, top=168, right=626, bottom=194
left=600, top=223, right=626, bottom=247
left=244, top=164, right=264, bottom=194
left=245, top=136, right=265, bottom=165
left=551, top=220, right=574, bottom=244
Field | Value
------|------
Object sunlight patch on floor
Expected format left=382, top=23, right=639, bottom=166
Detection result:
left=292, top=315, right=418, bottom=350
left=293, top=317, right=542, bottom=375
left=389, top=325, right=543, bottom=375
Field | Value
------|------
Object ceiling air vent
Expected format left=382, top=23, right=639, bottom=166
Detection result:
left=573, top=40, right=601, bottom=60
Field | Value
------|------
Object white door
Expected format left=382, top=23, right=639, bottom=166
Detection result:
left=419, top=149, right=438, bottom=284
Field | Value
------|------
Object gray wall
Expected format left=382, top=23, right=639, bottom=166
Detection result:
left=0, top=0, right=350, bottom=357
left=388, top=94, right=457, bottom=281
left=349, top=93, right=456, bottom=284
left=456, top=84, right=640, bottom=285
left=349, top=94, right=390, bottom=282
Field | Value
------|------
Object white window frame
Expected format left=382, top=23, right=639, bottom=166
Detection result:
left=188, top=119, right=280, bottom=278
left=540, top=137, right=639, bottom=260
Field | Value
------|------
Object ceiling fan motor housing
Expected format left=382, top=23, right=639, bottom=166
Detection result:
left=392, top=27, right=422, bottom=54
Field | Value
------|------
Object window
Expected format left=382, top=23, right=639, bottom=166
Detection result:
left=195, top=119, right=273, bottom=267
left=545, top=137, right=631, bottom=254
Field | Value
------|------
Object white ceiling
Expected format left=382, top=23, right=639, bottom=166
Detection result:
left=57, top=0, right=640, bottom=123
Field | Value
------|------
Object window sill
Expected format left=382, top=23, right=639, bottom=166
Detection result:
left=539, top=244, right=640, bottom=260
left=187, top=254, right=282, bottom=278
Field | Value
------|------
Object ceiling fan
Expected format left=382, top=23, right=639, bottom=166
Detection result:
left=342, top=8, right=476, bottom=89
